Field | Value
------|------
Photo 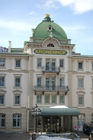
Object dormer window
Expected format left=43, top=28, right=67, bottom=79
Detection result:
left=48, top=25, right=52, bottom=31
left=47, top=43, right=54, bottom=47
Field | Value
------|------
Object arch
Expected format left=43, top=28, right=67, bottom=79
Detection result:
left=42, top=37, right=60, bottom=48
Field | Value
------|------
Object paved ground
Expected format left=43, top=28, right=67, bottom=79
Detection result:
left=0, top=132, right=31, bottom=140
left=0, top=131, right=89, bottom=140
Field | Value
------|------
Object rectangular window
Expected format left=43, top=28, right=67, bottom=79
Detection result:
left=15, top=59, right=21, bottom=68
left=15, top=77, right=20, bottom=87
left=92, top=62, right=93, bottom=71
left=15, top=95, right=20, bottom=105
left=0, top=95, right=4, bottom=104
left=13, top=114, right=22, bottom=128
left=46, top=59, right=56, bottom=71
left=46, top=59, right=50, bottom=70
left=52, top=95, right=57, bottom=104
left=51, top=78, right=56, bottom=90
left=0, top=58, right=5, bottom=67
left=37, top=94, right=42, bottom=104
left=60, top=77, right=64, bottom=87
left=78, top=78, right=84, bottom=88
left=60, top=59, right=64, bottom=68
left=0, top=76, right=5, bottom=87
left=78, top=62, right=83, bottom=70
left=46, top=77, right=56, bottom=91
left=91, top=113, right=93, bottom=123
left=37, top=77, right=41, bottom=87
left=51, top=59, right=56, bottom=71
left=60, top=95, right=65, bottom=104
left=37, top=58, right=42, bottom=68
left=92, top=78, right=93, bottom=89
left=0, top=114, right=5, bottom=128
left=78, top=95, right=84, bottom=105
left=45, top=94, right=50, bottom=104
left=46, top=78, right=50, bottom=89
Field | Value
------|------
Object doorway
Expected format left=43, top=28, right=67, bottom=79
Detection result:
left=43, top=116, right=61, bottom=133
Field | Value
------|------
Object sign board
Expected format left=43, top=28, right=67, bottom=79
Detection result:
left=34, top=49, right=67, bottom=55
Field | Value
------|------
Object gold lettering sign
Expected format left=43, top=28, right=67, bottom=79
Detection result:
left=34, top=49, right=67, bottom=55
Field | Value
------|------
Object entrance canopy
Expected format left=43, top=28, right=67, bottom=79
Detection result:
left=40, top=106, right=80, bottom=116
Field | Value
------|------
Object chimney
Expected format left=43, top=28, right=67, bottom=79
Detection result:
left=32, top=29, right=34, bottom=35
left=8, top=41, right=11, bottom=53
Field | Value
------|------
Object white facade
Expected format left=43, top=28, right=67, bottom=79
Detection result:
left=0, top=15, right=93, bottom=132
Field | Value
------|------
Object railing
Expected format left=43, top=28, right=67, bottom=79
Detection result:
left=42, top=67, right=60, bottom=74
left=34, top=86, right=69, bottom=94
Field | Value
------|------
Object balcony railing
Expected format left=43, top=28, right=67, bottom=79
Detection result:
left=42, top=67, right=60, bottom=74
left=34, top=86, right=69, bottom=94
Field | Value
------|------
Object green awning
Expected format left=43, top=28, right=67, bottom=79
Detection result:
left=40, top=107, right=80, bottom=116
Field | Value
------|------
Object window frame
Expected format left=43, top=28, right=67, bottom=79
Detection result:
left=92, top=77, right=93, bottom=89
left=78, top=61, right=83, bottom=70
left=78, top=95, right=84, bottom=106
left=51, top=94, right=57, bottom=104
left=37, top=94, right=42, bottom=104
left=37, top=77, right=42, bottom=88
left=15, top=59, right=21, bottom=68
left=14, top=95, right=20, bottom=105
left=0, top=58, right=5, bottom=67
left=78, top=77, right=84, bottom=89
left=92, top=62, right=93, bottom=71
left=37, top=58, right=42, bottom=68
left=15, top=76, right=21, bottom=87
left=46, top=77, right=56, bottom=91
left=91, top=113, right=93, bottom=123
left=0, top=95, right=4, bottom=105
left=60, top=59, right=64, bottom=68
left=45, top=94, right=50, bottom=104
left=0, top=76, right=5, bottom=87
left=13, top=113, right=22, bottom=128
left=0, top=114, right=6, bottom=128
left=60, top=95, right=65, bottom=104
left=60, top=77, right=65, bottom=87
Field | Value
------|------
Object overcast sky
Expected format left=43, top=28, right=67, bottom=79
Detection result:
left=0, top=0, right=93, bottom=55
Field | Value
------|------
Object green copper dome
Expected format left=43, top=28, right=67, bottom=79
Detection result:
left=33, top=15, right=67, bottom=40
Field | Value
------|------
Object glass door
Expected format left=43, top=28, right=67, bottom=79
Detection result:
left=43, top=116, right=61, bottom=133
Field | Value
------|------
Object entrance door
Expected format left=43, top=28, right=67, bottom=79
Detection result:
left=63, top=116, right=72, bottom=131
left=43, top=116, right=61, bottom=133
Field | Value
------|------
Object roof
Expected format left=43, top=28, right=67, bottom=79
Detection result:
left=40, top=106, right=80, bottom=116
left=33, top=15, right=67, bottom=40
left=11, top=48, right=24, bottom=53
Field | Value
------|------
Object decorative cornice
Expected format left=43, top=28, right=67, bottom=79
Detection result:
left=13, top=89, right=22, bottom=94
left=72, top=56, right=93, bottom=60
left=0, top=69, right=28, bottom=73
left=76, top=91, right=85, bottom=94
left=0, top=88, right=6, bottom=94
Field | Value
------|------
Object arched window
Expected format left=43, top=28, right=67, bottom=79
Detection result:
left=47, top=43, right=54, bottom=47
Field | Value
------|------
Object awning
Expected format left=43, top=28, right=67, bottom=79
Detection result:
left=40, top=107, right=80, bottom=116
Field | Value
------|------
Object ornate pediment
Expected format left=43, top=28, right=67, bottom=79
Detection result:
left=13, top=89, right=22, bottom=94
left=0, top=89, right=6, bottom=94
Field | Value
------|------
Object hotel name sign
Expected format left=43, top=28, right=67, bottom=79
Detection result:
left=34, top=49, right=67, bottom=55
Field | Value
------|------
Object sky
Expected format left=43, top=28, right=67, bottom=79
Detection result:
left=0, top=0, right=93, bottom=55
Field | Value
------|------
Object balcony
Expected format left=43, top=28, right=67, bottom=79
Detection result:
left=42, top=67, right=60, bottom=74
left=57, top=86, right=69, bottom=95
left=34, top=86, right=69, bottom=95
